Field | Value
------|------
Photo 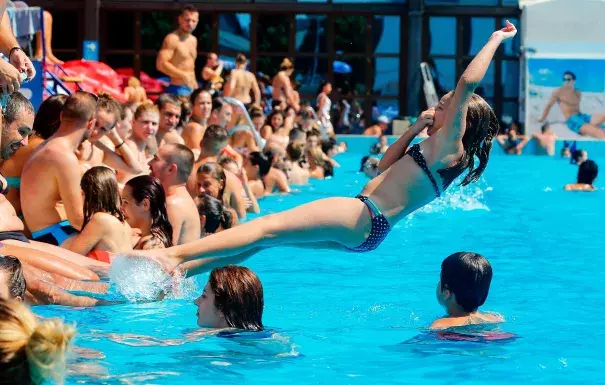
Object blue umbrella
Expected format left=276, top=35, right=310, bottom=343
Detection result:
left=333, top=61, right=352, bottom=74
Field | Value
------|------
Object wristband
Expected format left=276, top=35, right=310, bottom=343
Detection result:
left=8, top=47, right=22, bottom=62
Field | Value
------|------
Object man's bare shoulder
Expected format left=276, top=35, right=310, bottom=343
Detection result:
left=164, top=131, right=185, bottom=145
left=161, top=33, right=180, bottom=47
left=184, top=121, right=204, bottom=132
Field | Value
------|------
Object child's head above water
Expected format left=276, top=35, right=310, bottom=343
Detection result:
left=437, top=252, right=493, bottom=314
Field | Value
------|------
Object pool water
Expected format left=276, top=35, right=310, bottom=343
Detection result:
left=37, top=152, right=605, bottom=384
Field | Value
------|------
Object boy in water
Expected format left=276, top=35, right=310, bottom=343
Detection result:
left=430, top=252, right=502, bottom=330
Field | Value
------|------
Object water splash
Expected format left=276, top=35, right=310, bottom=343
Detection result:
left=418, top=178, right=491, bottom=215
left=108, top=256, right=199, bottom=302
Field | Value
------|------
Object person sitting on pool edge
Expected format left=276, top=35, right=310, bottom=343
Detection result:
left=430, top=252, right=502, bottom=330
left=128, top=21, right=516, bottom=274
left=565, top=160, right=598, bottom=192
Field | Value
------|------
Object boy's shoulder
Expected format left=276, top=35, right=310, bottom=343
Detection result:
left=430, top=312, right=504, bottom=330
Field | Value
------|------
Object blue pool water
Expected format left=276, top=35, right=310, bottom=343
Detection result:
left=37, top=151, right=605, bottom=384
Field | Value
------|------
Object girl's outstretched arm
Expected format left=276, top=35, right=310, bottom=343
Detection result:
left=440, top=21, right=517, bottom=143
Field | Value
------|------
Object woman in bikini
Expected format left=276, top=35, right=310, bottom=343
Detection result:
left=137, top=22, right=516, bottom=274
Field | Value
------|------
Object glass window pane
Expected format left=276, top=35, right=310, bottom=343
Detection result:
left=140, top=55, right=162, bottom=78
left=295, top=15, right=327, bottom=54
left=373, top=58, right=399, bottom=97
left=373, top=16, right=400, bottom=54
left=501, top=60, right=520, bottom=98
left=142, top=12, right=177, bottom=51
left=53, top=11, right=79, bottom=50
left=502, top=101, right=519, bottom=124
left=464, top=18, right=495, bottom=56
left=258, top=15, right=290, bottom=53
left=257, top=56, right=285, bottom=79
left=374, top=99, right=400, bottom=123
left=333, top=97, right=365, bottom=134
left=105, top=54, right=134, bottom=72
left=429, top=17, right=455, bottom=56
left=430, top=58, right=456, bottom=94
left=334, top=16, right=366, bottom=54
left=219, top=14, right=250, bottom=53
left=333, top=57, right=366, bottom=94
left=292, top=57, right=328, bottom=95
left=502, top=18, right=520, bottom=57
left=462, top=58, right=495, bottom=98
left=194, top=14, right=213, bottom=53
left=106, top=12, right=134, bottom=49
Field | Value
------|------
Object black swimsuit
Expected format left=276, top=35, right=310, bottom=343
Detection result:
left=406, top=144, right=443, bottom=197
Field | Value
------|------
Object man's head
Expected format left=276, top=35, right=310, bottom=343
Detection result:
left=178, top=5, right=199, bottom=34
left=60, top=91, right=98, bottom=141
left=250, top=108, right=265, bottom=133
left=0, top=255, right=25, bottom=302
left=190, top=88, right=212, bottom=122
left=235, top=53, right=247, bottom=67
left=206, top=52, right=219, bottom=68
left=209, top=97, right=233, bottom=128
left=89, top=94, right=122, bottom=143
left=377, top=115, right=390, bottom=131
left=577, top=160, right=598, bottom=185
left=201, top=124, right=229, bottom=155
left=149, top=143, right=194, bottom=186
left=1, top=92, right=34, bottom=160
left=541, top=123, right=551, bottom=134
left=156, top=94, right=182, bottom=133
left=563, top=71, right=576, bottom=88
left=306, top=130, right=321, bottom=149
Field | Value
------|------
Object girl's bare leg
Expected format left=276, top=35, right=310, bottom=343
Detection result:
left=145, top=197, right=371, bottom=272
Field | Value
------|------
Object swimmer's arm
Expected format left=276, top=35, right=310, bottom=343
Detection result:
left=166, top=203, right=184, bottom=245
left=378, top=122, right=423, bottom=172
left=516, top=136, right=531, bottom=151
left=56, top=157, right=85, bottom=230
left=182, top=122, right=204, bottom=150
left=64, top=215, right=105, bottom=256
left=223, top=72, right=235, bottom=97
left=97, top=132, right=143, bottom=175
left=274, top=170, right=291, bottom=193
left=179, top=249, right=257, bottom=278
left=252, top=77, right=261, bottom=106
left=0, top=10, right=20, bottom=56
left=280, top=73, right=297, bottom=109
left=240, top=171, right=261, bottom=214
left=227, top=174, right=248, bottom=220
left=156, top=35, right=187, bottom=79
left=496, top=135, right=507, bottom=146
left=540, top=90, right=559, bottom=122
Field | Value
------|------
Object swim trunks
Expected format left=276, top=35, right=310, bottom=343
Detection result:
left=0, top=231, right=29, bottom=243
left=31, top=220, right=78, bottom=246
left=566, top=113, right=592, bottom=134
left=164, top=84, right=193, bottom=97
left=4, top=177, right=20, bottom=189
left=346, top=195, right=391, bottom=252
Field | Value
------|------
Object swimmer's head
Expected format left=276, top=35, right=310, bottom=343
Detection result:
left=197, top=194, right=234, bottom=235
left=195, top=265, right=263, bottom=331
left=0, top=255, right=25, bottom=301
left=561, top=147, right=571, bottom=158
left=247, top=151, right=272, bottom=178
left=289, top=127, right=306, bottom=145
left=306, top=130, right=321, bottom=149
left=178, top=4, right=199, bottom=34
left=32, top=94, right=66, bottom=140
left=149, top=143, right=194, bottom=186
left=206, top=52, right=219, bottom=68
left=197, top=162, right=226, bottom=199
left=123, top=175, right=173, bottom=248
left=562, top=71, right=576, bottom=88
left=286, top=142, right=305, bottom=162
left=132, top=103, right=159, bottom=141
left=429, top=92, right=499, bottom=186
left=115, top=103, right=133, bottom=140
left=210, top=97, right=233, bottom=129
left=541, top=123, right=551, bottom=134
left=280, top=58, right=294, bottom=75
left=250, top=109, right=265, bottom=132
left=190, top=89, right=212, bottom=122
left=156, top=94, right=182, bottom=132
left=81, top=166, right=125, bottom=228
left=0, top=298, right=75, bottom=385
left=218, top=156, right=240, bottom=176
left=89, top=93, right=122, bottom=143
left=437, top=252, right=493, bottom=314
left=572, top=149, right=588, bottom=165
left=379, top=135, right=388, bottom=146
left=62, top=91, right=98, bottom=141
left=360, top=156, right=380, bottom=179
left=321, top=139, right=338, bottom=158
left=201, top=124, right=229, bottom=155
left=1, top=92, right=34, bottom=160
left=235, top=53, right=247, bottom=66
left=577, top=160, right=598, bottom=186
left=268, top=110, right=285, bottom=132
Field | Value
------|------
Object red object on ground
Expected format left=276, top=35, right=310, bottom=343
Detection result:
left=54, top=60, right=127, bottom=102
left=115, top=68, right=168, bottom=95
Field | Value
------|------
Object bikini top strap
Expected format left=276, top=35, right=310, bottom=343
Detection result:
left=407, top=144, right=441, bottom=198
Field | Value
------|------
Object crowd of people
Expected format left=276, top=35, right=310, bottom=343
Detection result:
left=0, top=8, right=596, bottom=383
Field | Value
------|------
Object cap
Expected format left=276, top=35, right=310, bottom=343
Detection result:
left=377, top=115, right=390, bottom=124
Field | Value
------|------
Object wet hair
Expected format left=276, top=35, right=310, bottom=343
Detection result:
left=289, top=127, right=306, bottom=143
left=440, top=252, right=492, bottom=313
left=541, top=123, right=551, bottom=134
left=198, top=162, right=226, bottom=199
left=165, top=144, right=195, bottom=184
left=202, top=124, right=229, bottom=152
left=235, top=53, right=247, bottom=64
left=197, top=194, right=234, bottom=234
left=125, top=175, right=173, bottom=248
left=134, top=102, right=159, bottom=120
left=249, top=151, right=272, bottom=177
left=360, top=155, right=371, bottom=172
left=267, top=110, right=285, bottom=132
left=97, top=93, right=122, bottom=128
left=321, top=139, right=337, bottom=155
left=280, top=58, right=294, bottom=71
left=189, top=88, right=210, bottom=106
left=0, top=255, right=25, bottom=300
left=81, top=166, right=125, bottom=228
left=577, top=160, right=598, bottom=185
left=3, top=92, right=34, bottom=126
left=306, top=129, right=321, bottom=139
left=218, top=156, right=238, bottom=170
left=208, top=265, right=264, bottom=331
left=563, top=71, right=576, bottom=81
left=572, top=149, right=587, bottom=165
left=180, top=4, right=197, bottom=15
left=0, top=298, right=75, bottom=384
left=61, top=91, right=98, bottom=124
left=156, top=93, right=182, bottom=111
left=211, top=97, right=230, bottom=115
left=250, top=108, right=265, bottom=120
left=286, top=142, right=305, bottom=161
left=437, top=93, right=500, bottom=187
left=32, top=94, right=66, bottom=139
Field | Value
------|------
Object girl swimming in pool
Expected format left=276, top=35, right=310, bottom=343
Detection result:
left=137, top=22, right=516, bottom=274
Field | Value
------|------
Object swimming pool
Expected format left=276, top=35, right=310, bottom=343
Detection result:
left=36, top=149, right=605, bottom=384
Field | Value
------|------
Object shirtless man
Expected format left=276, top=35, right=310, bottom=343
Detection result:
left=182, top=89, right=212, bottom=156
left=156, top=94, right=185, bottom=147
left=272, top=58, right=298, bottom=110
left=21, top=92, right=96, bottom=245
left=156, top=5, right=199, bottom=97
left=149, top=144, right=200, bottom=245
left=0, top=92, right=33, bottom=162
left=201, top=53, right=224, bottom=93
left=532, top=123, right=557, bottom=156
left=223, top=53, right=260, bottom=107
left=186, top=125, right=247, bottom=220
left=207, top=97, right=244, bottom=166
left=118, top=104, right=159, bottom=183
left=540, top=71, right=605, bottom=139
left=363, top=115, right=390, bottom=136
left=75, top=95, right=142, bottom=175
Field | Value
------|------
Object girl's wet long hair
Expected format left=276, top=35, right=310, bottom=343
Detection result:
left=437, top=93, right=500, bottom=186
left=81, top=166, right=125, bottom=228
left=197, top=194, right=234, bottom=234
left=125, top=175, right=173, bottom=248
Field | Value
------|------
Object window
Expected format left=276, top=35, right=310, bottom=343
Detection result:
left=502, top=17, right=520, bottom=57
left=295, top=15, right=327, bottom=54
left=373, top=58, right=399, bottom=97
left=333, top=57, right=366, bottom=94
left=293, top=57, right=328, bottom=95
left=429, top=17, right=456, bottom=56
left=334, top=16, right=366, bottom=54
left=258, top=15, right=290, bottom=53
left=430, top=58, right=456, bottom=94
left=465, top=18, right=495, bottom=56
left=194, top=14, right=214, bottom=52
left=105, top=54, right=134, bottom=72
left=142, top=12, right=177, bottom=51
left=219, top=13, right=251, bottom=53
left=501, top=60, right=520, bottom=98
left=373, top=16, right=400, bottom=54
left=106, top=12, right=134, bottom=50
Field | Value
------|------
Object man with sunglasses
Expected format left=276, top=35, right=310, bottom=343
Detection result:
left=540, top=71, right=605, bottom=139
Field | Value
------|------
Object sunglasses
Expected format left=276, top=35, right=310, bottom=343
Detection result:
left=563, top=77, right=573, bottom=82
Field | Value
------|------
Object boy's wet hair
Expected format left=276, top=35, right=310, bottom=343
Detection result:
left=577, top=160, right=598, bottom=185
left=440, top=252, right=492, bottom=313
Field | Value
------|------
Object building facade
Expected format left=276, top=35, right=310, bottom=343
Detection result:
left=28, top=0, right=521, bottom=123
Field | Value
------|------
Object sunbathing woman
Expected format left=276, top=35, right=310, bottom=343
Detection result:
left=136, top=22, right=516, bottom=274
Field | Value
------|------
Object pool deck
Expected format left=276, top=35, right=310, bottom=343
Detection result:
left=337, top=135, right=605, bottom=157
